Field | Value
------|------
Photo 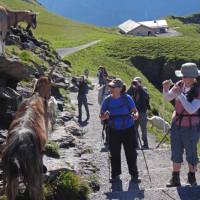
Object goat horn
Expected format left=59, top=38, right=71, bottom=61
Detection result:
left=48, top=66, right=56, bottom=80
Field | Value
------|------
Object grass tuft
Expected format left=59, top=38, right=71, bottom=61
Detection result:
left=45, top=141, right=60, bottom=158
left=44, top=171, right=90, bottom=200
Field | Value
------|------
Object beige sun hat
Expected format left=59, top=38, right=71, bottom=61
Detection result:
left=133, top=76, right=142, bottom=83
left=175, top=62, right=200, bottom=78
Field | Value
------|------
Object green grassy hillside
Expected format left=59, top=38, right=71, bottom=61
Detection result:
left=105, top=37, right=200, bottom=61
left=0, top=0, right=119, bottom=48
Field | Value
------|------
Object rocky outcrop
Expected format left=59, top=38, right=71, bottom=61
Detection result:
left=0, top=57, right=31, bottom=81
left=130, top=55, right=200, bottom=90
left=171, top=14, right=200, bottom=25
left=65, top=121, right=85, bottom=137
left=0, top=86, right=22, bottom=129
left=0, top=26, right=72, bottom=128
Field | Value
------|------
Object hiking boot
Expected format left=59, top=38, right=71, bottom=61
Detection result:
left=142, top=144, right=149, bottom=149
left=131, top=175, right=141, bottom=183
left=187, top=172, right=197, bottom=186
left=86, top=115, right=90, bottom=121
left=109, top=175, right=120, bottom=183
left=136, top=146, right=140, bottom=150
left=142, top=140, right=149, bottom=149
left=104, top=142, right=109, bottom=149
left=166, top=172, right=181, bottom=187
left=78, top=117, right=82, bottom=122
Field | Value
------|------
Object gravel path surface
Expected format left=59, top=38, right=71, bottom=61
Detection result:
left=70, top=78, right=200, bottom=200
left=56, top=40, right=101, bottom=58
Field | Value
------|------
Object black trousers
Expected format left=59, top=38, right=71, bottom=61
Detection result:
left=108, top=126, right=138, bottom=178
left=77, top=95, right=89, bottom=120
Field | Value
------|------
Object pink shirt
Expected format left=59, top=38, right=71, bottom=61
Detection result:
left=163, top=87, right=200, bottom=127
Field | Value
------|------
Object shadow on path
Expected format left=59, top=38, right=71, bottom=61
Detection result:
left=177, top=185, right=200, bottom=200
left=105, top=181, right=144, bottom=200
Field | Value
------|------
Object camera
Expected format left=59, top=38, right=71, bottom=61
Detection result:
left=132, top=80, right=138, bottom=86
left=177, top=81, right=183, bottom=87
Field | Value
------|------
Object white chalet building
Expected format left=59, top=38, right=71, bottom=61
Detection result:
left=118, top=19, right=168, bottom=36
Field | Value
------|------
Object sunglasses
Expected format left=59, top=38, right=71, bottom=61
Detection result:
left=108, top=85, right=115, bottom=88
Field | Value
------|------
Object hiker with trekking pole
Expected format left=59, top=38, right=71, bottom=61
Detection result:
left=163, top=62, right=200, bottom=187
left=99, top=78, right=140, bottom=183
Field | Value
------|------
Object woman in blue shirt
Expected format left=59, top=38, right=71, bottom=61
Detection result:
left=100, top=78, right=139, bottom=183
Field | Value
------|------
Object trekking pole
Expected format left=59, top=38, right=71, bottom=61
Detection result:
left=108, top=148, right=111, bottom=182
left=161, top=190, right=176, bottom=200
left=155, top=129, right=170, bottom=149
left=138, top=133, right=152, bottom=185
left=101, top=121, right=106, bottom=144
left=103, top=112, right=111, bottom=182
left=107, top=126, right=111, bottom=182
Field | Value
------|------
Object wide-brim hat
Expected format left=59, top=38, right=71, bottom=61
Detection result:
left=108, top=78, right=123, bottom=88
left=133, top=76, right=142, bottom=83
left=175, top=62, right=200, bottom=78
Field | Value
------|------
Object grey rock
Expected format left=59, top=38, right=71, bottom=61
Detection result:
left=0, top=87, right=22, bottom=129
left=6, top=34, right=21, bottom=45
left=58, top=61, right=70, bottom=71
left=65, top=121, right=84, bottom=137
left=0, top=56, right=30, bottom=80
left=17, top=85, right=32, bottom=98
left=52, top=72, right=65, bottom=83
left=89, top=180, right=100, bottom=192
left=59, top=135, right=76, bottom=149
left=60, top=111, right=74, bottom=122
left=54, top=82, right=69, bottom=89
left=22, top=41, right=35, bottom=50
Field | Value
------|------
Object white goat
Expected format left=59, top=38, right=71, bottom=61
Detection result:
left=0, top=6, right=38, bottom=55
left=48, top=96, right=58, bottom=128
left=148, top=116, right=171, bottom=133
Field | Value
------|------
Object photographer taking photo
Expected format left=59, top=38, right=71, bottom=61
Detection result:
left=73, top=75, right=90, bottom=122
left=163, top=62, right=200, bottom=187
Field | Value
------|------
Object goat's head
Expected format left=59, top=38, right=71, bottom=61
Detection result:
left=34, top=76, right=51, bottom=99
left=26, top=11, right=39, bottom=30
left=32, top=66, right=55, bottom=99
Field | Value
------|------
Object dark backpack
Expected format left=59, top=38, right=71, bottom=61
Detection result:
left=145, top=91, right=151, bottom=110
left=131, top=86, right=150, bottom=110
